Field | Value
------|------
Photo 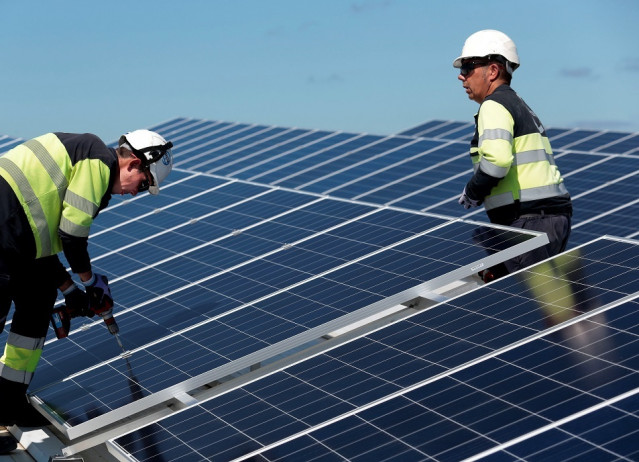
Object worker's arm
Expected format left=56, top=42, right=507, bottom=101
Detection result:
left=58, top=155, right=111, bottom=275
left=465, top=100, right=515, bottom=201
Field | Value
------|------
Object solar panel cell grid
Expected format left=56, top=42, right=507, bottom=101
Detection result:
left=109, top=238, right=638, bottom=461
left=35, top=219, right=536, bottom=429
left=241, top=132, right=358, bottom=182
left=3, top=118, right=638, bottom=460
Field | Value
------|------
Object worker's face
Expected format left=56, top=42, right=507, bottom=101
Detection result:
left=458, top=59, right=493, bottom=104
left=113, top=157, right=151, bottom=196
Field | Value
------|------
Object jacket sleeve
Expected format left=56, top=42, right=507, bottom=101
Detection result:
left=465, top=100, right=515, bottom=200
left=58, top=157, right=112, bottom=274
left=35, top=255, right=72, bottom=288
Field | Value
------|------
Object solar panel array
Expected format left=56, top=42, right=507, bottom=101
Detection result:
left=109, top=237, right=639, bottom=462
left=1, top=117, right=638, bottom=461
left=152, top=117, right=639, bottom=247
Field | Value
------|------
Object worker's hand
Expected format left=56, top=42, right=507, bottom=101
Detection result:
left=83, top=272, right=113, bottom=315
left=458, top=187, right=482, bottom=209
left=61, top=284, right=93, bottom=318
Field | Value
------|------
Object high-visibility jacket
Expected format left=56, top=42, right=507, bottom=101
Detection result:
left=465, top=85, right=572, bottom=225
left=0, top=133, right=117, bottom=273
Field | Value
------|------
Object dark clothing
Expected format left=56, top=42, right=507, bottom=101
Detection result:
left=502, top=213, right=572, bottom=273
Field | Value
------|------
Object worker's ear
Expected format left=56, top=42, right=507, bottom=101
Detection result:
left=128, top=156, right=142, bottom=171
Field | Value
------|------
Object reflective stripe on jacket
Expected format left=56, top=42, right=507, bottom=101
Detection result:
left=467, top=85, right=570, bottom=217
left=0, top=133, right=115, bottom=259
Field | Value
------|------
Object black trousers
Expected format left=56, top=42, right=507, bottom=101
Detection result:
left=503, top=213, right=572, bottom=273
left=1, top=175, right=59, bottom=388
left=1, top=256, right=58, bottom=385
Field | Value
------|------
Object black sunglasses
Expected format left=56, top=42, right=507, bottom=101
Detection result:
left=138, top=167, right=154, bottom=193
left=459, top=60, right=491, bottom=76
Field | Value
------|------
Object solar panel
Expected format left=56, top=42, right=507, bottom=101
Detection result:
left=106, top=237, right=639, bottom=461
left=1, top=117, right=638, bottom=462
left=140, top=118, right=639, bottom=249
left=33, top=196, right=544, bottom=443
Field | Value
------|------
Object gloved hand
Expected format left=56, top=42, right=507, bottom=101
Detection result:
left=83, top=273, right=119, bottom=334
left=83, top=272, right=113, bottom=316
left=458, top=187, right=482, bottom=209
left=61, top=283, right=93, bottom=318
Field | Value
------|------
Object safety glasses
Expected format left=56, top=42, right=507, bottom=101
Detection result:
left=459, top=60, right=490, bottom=76
left=138, top=167, right=154, bottom=193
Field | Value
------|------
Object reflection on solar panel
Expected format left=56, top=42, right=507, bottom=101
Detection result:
left=1, top=117, right=638, bottom=461
left=106, top=237, right=639, bottom=461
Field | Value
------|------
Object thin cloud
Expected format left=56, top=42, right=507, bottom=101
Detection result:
left=307, top=73, right=344, bottom=84
left=620, top=57, right=639, bottom=72
left=559, top=67, right=595, bottom=79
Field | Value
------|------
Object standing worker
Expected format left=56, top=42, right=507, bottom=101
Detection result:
left=0, top=130, right=173, bottom=437
left=455, top=29, right=572, bottom=278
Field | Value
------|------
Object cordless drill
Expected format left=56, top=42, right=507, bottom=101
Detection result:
left=50, top=297, right=120, bottom=339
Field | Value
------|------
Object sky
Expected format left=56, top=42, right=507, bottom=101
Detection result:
left=1, top=0, right=638, bottom=144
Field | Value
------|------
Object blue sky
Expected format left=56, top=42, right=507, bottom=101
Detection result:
left=1, top=0, right=638, bottom=144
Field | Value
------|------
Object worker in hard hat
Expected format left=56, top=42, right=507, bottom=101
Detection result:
left=454, top=30, right=572, bottom=277
left=0, top=130, right=172, bottom=433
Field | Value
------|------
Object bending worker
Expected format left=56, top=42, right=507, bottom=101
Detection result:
left=0, top=129, right=173, bottom=431
left=454, top=29, right=573, bottom=277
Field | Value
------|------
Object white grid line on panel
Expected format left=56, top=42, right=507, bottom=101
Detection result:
left=230, top=289, right=639, bottom=462
left=187, top=127, right=296, bottom=171
left=247, top=133, right=367, bottom=183
left=205, top=129, right=322, bottom=175
left=326, top=140, right=459, bottom=197
left=228, top=131, right=343, bottom=177
left=269, top=135, right=392, bottom=187
left=294, top=137, right=423, bottom=192
left=173, top=123, right=271, bottom=166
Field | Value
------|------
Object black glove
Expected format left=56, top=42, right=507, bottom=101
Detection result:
left=83, top=272, right=113, bottom=316
left=61, top=283, right=93, bottom=318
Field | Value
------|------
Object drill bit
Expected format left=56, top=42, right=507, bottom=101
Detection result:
left=114, top=332, right=131, bottom=357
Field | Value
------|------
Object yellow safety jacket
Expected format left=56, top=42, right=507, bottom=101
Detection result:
left=0, top=132, right=116, bottom=272
left=465, top=85, right=572, bottom=225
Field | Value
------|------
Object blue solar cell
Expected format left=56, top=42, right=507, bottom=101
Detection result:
left=550, top=129, right=601, bottom=149
left=174, top=124, right=274, bottom=169
left=271, top=134, right=382, bottom=188
left=292, top=137, right=416, bottom=193
left=420, top=121, right=472, bottom=139
left=199, top=128, right=307, bottom=173
left=395, top=120, right=448, bottom=137
left=565, top=131, right=637, bottom=153
left=301, top=139, right=430, bottom=194
left=246, top=132, right=361, bottom=183
left=328, top=140, right=463, bottom=198
left=213, top=130, right=333, bottom=177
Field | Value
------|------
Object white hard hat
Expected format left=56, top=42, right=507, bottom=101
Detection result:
left=453, top=29, right=520, bottom=74
left=119, top=129, right=173, bottom=195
